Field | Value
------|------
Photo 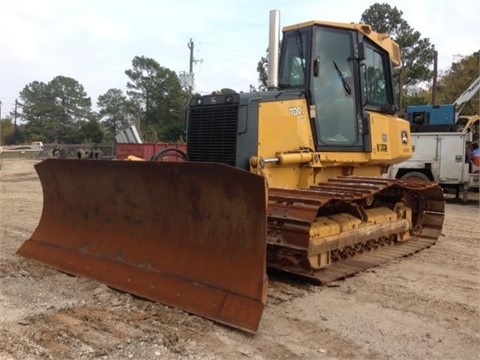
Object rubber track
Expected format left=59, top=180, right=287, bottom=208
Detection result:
left=267, top=177, right=445, bottom=285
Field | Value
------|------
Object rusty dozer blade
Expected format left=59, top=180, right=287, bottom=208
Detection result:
left=17, top=159, right=268, bottom=332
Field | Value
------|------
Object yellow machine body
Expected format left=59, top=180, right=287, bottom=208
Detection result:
left=251, top=98, right=413, bottom=188
left=17, top=16, right=445, bottom=333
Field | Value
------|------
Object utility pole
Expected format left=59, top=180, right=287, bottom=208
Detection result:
left=13, top=99, right=20, bottom=142
left=432, top=50, right=438, bottom=106
left=186, top=39, right=203, bottom=96
left=14, top=99, right=18, bottom=127
left=13, top=99, right=18, bottom=132
left=187, top=39, right=194, bottom=96
left=188, top=38, right=194, bottom=74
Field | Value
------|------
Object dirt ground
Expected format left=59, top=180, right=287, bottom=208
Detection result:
left=1, top=158, right=479, bottom=360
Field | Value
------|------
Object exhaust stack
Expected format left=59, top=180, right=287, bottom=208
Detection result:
left=267, top=10, right=280, bottom=90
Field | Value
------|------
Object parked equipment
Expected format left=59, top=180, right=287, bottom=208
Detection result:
left=18, top=11, right=444, bottom=332
left=390, top=77, right=480, bottom=199
left=406, top=76, right=480, bottom=132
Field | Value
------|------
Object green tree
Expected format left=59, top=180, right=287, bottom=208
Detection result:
left=361, top=3, right=435, bottom=110
left=20, top=76, right=93, bottom=142
left=49, top=76, right=91, bottom=121
left=125, top=56, right=186, bottom=142
left=80, top=119, right=104, bottom=143
left=256, top=54, right=268, bottom=91
left=97, top=88, right=135, bottom=142
left=1, top=117, right=27, bottom=145
left=211, top=88, right=237, bottom=95
left=402, top=88, right=431, bottom=109
left=18, top=81, right=57, bottom=142
left=436, top=51, right=479, bottom=115
left=161, top=121, right=185, bottom=143
left=1, top=117, right=15, bottom=145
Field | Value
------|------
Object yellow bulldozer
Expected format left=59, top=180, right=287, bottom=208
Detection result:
left=18, top=11, right=444, bottom=333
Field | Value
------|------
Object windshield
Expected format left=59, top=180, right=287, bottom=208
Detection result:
left=312, top=27, right=356, bottom=145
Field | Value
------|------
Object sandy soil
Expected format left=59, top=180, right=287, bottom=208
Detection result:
left=1, top=158, right=479, bottom=360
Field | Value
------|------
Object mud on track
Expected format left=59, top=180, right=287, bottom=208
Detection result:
left=1, top=158, right=479, bottom=359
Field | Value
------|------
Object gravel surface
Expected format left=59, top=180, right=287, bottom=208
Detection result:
left=1, top=158, right=479, bottom=359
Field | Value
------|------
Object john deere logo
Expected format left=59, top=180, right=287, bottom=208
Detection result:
left=401, top=130, right=408, bottom=145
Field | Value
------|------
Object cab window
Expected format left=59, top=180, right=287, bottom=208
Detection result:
left=362, top=44, right=391, bottom=108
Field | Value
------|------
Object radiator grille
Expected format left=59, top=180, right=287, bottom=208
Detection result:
left=187, top=104, right=238, bottom=166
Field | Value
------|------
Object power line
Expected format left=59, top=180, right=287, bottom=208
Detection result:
left=198, top=49, right=258, bottom=67
left=199, top=41, right=265, bottom=57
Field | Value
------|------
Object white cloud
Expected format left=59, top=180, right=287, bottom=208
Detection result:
left=0, top=0, right=478, bottom=115
left=81, top=12, right=131, bottom=40
left=0, top=2, right=52, bottom=63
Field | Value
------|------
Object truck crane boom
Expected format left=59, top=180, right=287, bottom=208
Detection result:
left=455, top=75, right=480, bottom=122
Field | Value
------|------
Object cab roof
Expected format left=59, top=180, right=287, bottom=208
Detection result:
left=283, top=20, right=401, bottom=66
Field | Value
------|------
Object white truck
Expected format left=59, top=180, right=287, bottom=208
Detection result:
left=388, top=131, right=478, bottom=201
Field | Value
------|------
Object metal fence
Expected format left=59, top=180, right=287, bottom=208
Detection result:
left=0, top=143, right=115, bottom=160
left=41, top=143, right=116, bottom=159
left=2, top=143, right=187, bottom=161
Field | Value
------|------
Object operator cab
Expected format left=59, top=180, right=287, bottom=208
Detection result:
left=278, top=21, right=398, bottom=152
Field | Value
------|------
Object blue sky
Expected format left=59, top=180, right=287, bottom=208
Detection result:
left=1, top=0, right=479, bottom=115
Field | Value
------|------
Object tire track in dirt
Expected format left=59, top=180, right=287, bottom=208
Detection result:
left=1, top=301, right=224, bottom=359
